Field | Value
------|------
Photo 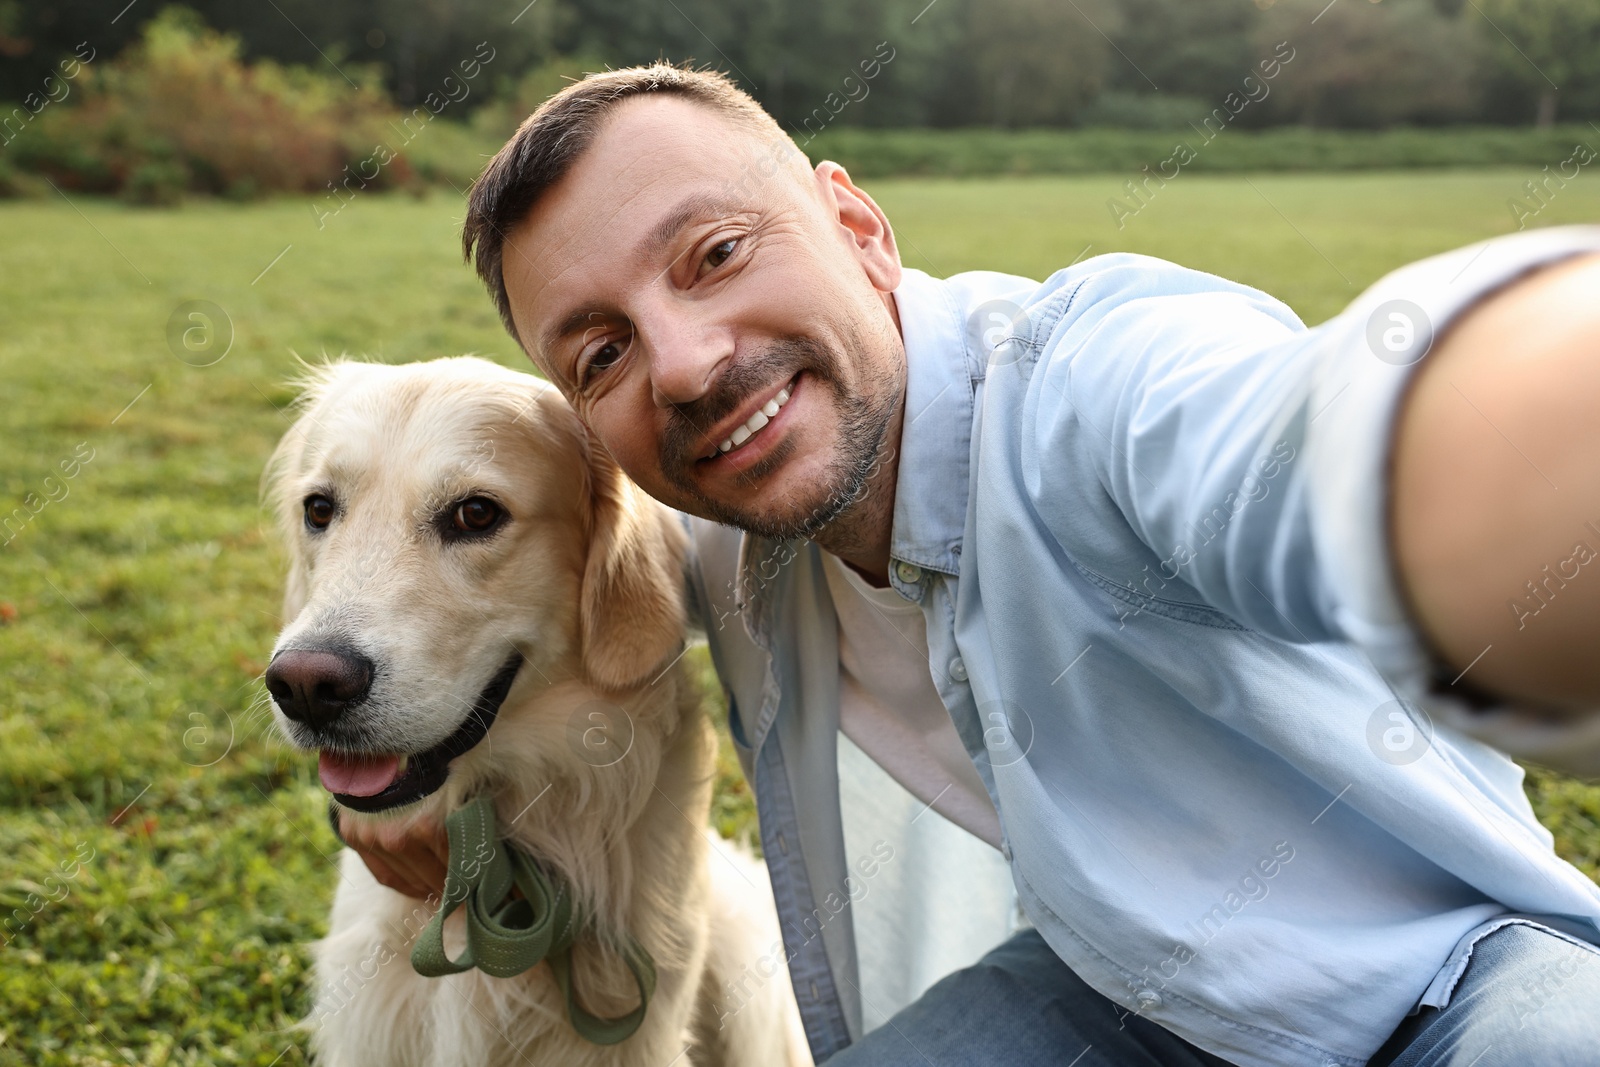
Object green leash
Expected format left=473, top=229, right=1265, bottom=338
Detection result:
left=409, top=794, right=657, bottom=1045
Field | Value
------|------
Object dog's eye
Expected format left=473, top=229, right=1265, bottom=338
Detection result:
left=304, top=494, right=336, bottom=531
left=452, top=497, right=502, bottom=534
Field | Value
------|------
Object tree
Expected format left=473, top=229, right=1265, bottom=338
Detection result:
left=563, top=0, right=963, bottom=132
left=0, top=0, right=565, bottom=115
left=1476, top=0, right=1600, bottom=126
left=1256, top=0, right=1483, bottom=127
left=1108, top=0, right=1260, bottom=104
left=964, top=0, right=1121, bottom=127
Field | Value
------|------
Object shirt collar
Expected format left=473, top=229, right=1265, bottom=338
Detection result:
left=734, top=267, right=976, bottom=617
left=886, top=267, right=977, bottom=579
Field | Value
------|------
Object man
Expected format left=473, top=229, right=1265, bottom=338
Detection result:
left=345, top=64, right=1600, bottom=1064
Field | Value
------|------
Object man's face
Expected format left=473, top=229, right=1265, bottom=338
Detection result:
left=500, top=96, right=904, bottom=540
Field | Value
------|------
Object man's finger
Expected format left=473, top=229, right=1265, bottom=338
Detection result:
left=361, top=851, right=427, bottom=899
left=339, top=811, right=448, bottom=899
left=393, top=844, right=448, bottom=899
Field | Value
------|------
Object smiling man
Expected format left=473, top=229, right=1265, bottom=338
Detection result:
left=482, top=86, right=907, bottom=569
left=345, top=65, right=1600, bottom=1065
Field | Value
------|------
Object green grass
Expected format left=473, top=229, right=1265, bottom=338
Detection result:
left=3, top=170, right=1599, bottom=1064
left=878, top=168, right=1600, bottom=324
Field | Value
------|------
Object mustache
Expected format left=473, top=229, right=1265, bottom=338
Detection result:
left=660, top=337, right=838, bottom=467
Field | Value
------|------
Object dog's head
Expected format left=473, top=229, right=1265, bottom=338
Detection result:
left=262, top=357, right=686, bottom=814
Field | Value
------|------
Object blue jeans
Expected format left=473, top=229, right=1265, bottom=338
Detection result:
left=823, top=924, right=1600, bottom=1066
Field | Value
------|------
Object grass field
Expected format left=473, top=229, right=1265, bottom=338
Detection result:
left=4, top=169, right=1600, bottom=1065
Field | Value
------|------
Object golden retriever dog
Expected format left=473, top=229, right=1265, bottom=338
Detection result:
left=262, top=357, right=810, bottom=1067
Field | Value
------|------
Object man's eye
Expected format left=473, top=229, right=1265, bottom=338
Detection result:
left=701, top=238, right=738, bottom=275
left=591, top=342, right=625, bottom=371
left=578, top=336, right=629, bottom=388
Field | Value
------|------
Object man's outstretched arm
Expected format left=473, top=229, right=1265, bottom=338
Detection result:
left=1392, top=252, right=1600, bottom=715
left=1028, top=227, right=1600, bottom=773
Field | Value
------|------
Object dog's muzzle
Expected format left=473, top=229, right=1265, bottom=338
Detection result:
left=273, top=648, right=524, bottom=814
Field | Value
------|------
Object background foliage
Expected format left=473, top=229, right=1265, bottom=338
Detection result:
left=5, top=1, right=1600, bottom=202
left=9, top=10, right=412, bottom=204
left=4, top=0, right=1600, bottom=139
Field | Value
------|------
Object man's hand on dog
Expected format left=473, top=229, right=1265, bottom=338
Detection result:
left=339, top=811, right=450, bottom=901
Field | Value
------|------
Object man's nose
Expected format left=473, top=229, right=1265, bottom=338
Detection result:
left=639, top=305, right=735, bottom=409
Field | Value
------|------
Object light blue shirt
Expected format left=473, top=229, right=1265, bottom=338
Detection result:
left=685, top=226, right=1600, bottom=1067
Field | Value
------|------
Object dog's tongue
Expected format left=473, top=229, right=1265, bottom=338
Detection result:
left=318, top=751, right=403, bottom=796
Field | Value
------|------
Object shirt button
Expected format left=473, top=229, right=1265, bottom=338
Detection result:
left=894, top=561, right=923, bottom=585
left=949, top=657, right=968, bottom=682
left=1136, top=990, right=1162, bottom=1010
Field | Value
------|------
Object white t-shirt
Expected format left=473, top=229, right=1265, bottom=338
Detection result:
left=820, top=551, right=1020, bottom=1033
left=822, top=551, right=1002, bottom=847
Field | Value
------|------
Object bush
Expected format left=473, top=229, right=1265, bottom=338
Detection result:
left=1079, top=91, right=1217, bottom=130
left=0, top=156, right=43, bottom=198
left=122, top=158, right=188, bottom=206
left=11, top=6, right=415, bottom=201
left=802, top=124, right=1600, bottom=178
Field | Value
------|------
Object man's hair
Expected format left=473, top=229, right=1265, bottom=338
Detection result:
left=462, top=63, right=794, bottom=351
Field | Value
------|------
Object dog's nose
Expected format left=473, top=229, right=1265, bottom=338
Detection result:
left=265, top=648, right=374, bottom=727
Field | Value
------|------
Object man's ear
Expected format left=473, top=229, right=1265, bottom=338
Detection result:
left=579, top=441, right=688, bottom=692
left=815, top=160, right=902, bottom=296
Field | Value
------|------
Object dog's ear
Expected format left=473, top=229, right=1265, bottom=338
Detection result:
left=263, top=395, right=316, bottom=624
left=579, top=437, right=687, bottom=692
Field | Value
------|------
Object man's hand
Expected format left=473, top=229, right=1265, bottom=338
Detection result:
left=336, top=808, right=450, bottom=901
left=1392, top=252, right=1600, bottom=714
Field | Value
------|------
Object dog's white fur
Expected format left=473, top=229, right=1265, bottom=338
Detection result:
left=265, top=357, right=810, bottom=1067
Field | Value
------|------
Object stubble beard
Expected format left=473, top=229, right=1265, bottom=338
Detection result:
left=660, top=333, right=900, bottom=542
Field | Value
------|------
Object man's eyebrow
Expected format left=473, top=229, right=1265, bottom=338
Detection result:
left=638, top=193, right=744, bottom=263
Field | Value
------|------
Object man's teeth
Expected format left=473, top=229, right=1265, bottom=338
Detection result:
left=718, top=386, right=792, bottom=455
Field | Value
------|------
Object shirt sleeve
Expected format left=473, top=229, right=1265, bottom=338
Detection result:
left=1027, top=227, right=1600, bottom=776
